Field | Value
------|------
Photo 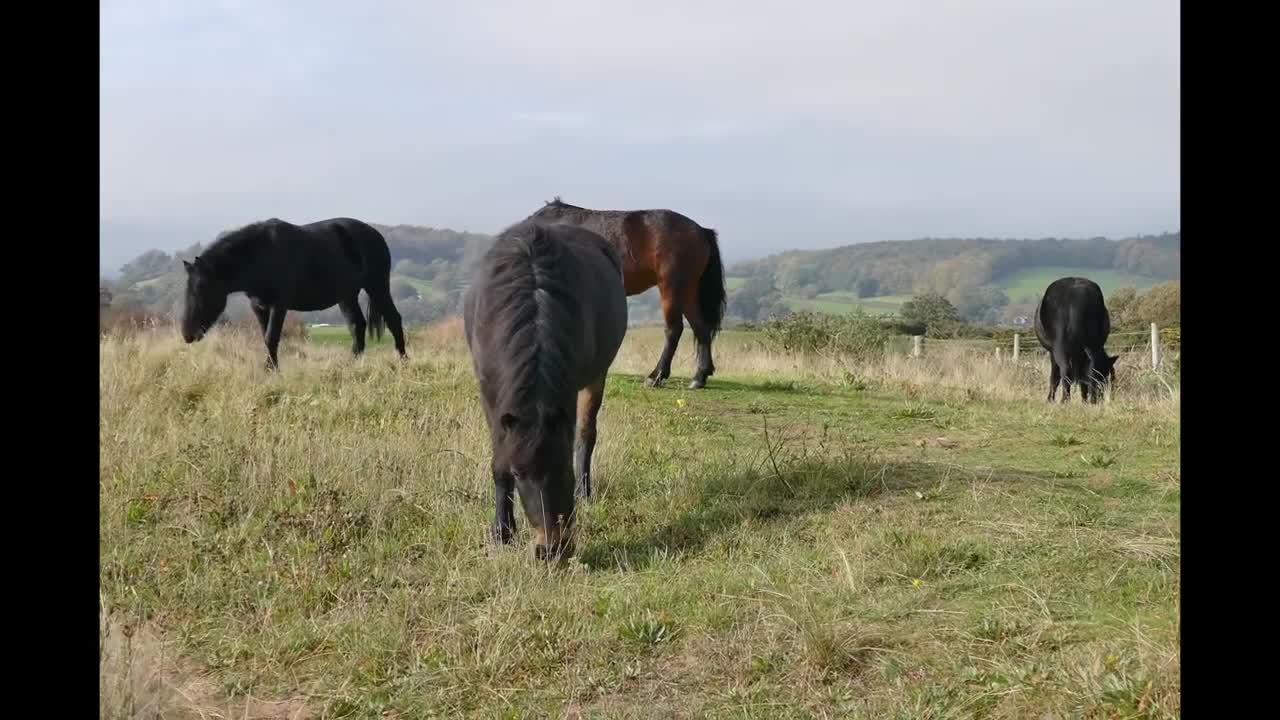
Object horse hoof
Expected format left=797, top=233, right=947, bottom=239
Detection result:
left=688, top=379, right=706, bottom=390
left=490, top=525, right=515, bottom=545
left=645, top=377, right=665, bottom=388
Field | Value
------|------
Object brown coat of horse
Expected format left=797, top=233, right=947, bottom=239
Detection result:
left=525, top=198, right=727, bottom=389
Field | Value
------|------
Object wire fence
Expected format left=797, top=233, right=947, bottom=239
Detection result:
left=892, top=323, right=1180, bottom=370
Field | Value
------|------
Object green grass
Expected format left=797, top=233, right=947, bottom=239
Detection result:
left=100, top=324, right=1179, bottom=718
left=307, top=324, right=358, bottom=345
left=753, top=265, right=1166, bottom=319
left=995, top=267, right=1162, bottom=304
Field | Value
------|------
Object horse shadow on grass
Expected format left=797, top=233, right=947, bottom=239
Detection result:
left=578, top=453, right=1068, bottom=572
left=608, top=373, right=828, bottom=397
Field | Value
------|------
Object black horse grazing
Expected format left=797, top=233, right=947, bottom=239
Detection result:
left=524, top=198, right=726, bottom=389
left=464, top=220, right=628, bottom=560
left=181, top=217, right=408, bottom=369
left=1033, top=277, right=1119, bottom=404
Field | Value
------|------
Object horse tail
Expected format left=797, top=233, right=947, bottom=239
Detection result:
left=366, top=293, right=385, bottom=343
left=697, top=227, right=727, bottom=335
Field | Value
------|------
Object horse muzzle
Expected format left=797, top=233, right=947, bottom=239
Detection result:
left=533, top=522, right=575, bottom=561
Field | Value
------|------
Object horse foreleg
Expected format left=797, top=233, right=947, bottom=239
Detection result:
left=264, top=306, right=287, bottom=370
left=491, top=464, right=517, bottom=545
left=575, top=377, right=607, bottom=501
left=646, top=295, right=684, bottom=388
left=1047, top=360, right=1061, bottom=402
left=250, top=301, right=270, bottom=339
left=684, top=302, right=716, bottom=390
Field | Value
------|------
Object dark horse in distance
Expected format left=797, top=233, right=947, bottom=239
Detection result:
left=464, top=220, right=628, bottom=560
left=1033, top=277, right=1118, bottom=404
left=181, top=217, right=408, bottom=369
left=525, top=197, right=725, bottom=389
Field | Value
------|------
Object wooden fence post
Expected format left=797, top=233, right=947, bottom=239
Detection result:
left=912, top=335, right=922, bottom=358
left=1012, top=333, right=1020, bottom=362
left=996, top=347, right=1003, bottom=362
left=1150, top=322, right=1160, bottom=370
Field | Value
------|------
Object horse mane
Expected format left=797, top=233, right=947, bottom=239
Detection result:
left=198, top=219, right=277, bottom=276
left=546, top=196, right=583, bottom=210
left=482, top=221, right=577, bottom=455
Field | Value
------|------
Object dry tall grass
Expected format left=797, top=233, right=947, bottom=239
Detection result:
left=608, top=325, right=1179, bottom=414
left=100, top=319, right=1180, bottom=718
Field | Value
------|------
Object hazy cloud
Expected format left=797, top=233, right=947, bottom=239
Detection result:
left=100, top=0, right=1179, bottom=272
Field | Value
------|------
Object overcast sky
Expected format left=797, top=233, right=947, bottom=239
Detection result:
left=100, top=0, right=1179, bottom=274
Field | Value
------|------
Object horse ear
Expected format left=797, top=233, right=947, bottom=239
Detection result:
left=182, top=259, right=194, bottom=273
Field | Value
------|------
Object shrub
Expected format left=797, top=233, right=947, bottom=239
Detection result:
left=761, top=309, right=889, bottom=360
left=926, top=320, right=996, bottom=340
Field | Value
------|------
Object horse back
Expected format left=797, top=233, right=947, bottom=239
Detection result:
left=1035, top=277, right=1111, bottom=354
left=299, top=218, right=391, bottom=272
left=465, top=222, right=626, bottom=393
left=556, top=226, right=628, bottom=376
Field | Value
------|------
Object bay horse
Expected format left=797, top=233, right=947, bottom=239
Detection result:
left=181, top=217, right=408, bottom=369
left=464, top=220, right=628, bottom=560
left=524, top=197, right=726, bottom=389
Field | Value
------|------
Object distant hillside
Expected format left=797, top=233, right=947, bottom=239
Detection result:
left=724, top=232, right=1179, bottom=325
left=104, top=225, right=1179, bottom=329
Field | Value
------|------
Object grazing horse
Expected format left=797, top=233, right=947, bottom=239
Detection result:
left=181, top=217, right=408, bottom=369
left=524, top=197, right=726, bottom=389
left=464, top=220, right=628, bottom=560
left=1033, top=277, right=1118, bottom=404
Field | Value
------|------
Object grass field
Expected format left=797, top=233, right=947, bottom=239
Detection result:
left=725, top=265, right=1168, bottom=320
left=100, top=323, right=1179, bottom=718
left=993, top=267, right=1162, bottom=304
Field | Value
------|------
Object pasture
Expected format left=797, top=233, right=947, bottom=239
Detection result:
left=100, top=323, right=1179, bottom=719
left=995, top=267, right=1160, bottom=305
left=723, top=265, right=1166, bottom=318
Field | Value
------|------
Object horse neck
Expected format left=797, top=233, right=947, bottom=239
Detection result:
left=559, top=208, right=597, bottom=225
left=207, top=230, right=268, bottom=292
left=206, top=252, right=255, bottom=294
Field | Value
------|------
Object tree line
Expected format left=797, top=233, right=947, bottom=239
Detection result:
left=102, top=225, right=1179, bottom=331
left=726, top=232, right=1179, bottom=324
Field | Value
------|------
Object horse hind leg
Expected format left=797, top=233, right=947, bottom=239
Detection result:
left=1047, top=359, right=1061, bottom=402
left=339, top=296, right=367, bottom=356
left=645, top=290, right=684, bottom=388
left=369, top=286, right=408, bottom=359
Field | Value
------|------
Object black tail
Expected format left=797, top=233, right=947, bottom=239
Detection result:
left=366, top=292, right=385, bottom=343
left=697, top=227, right=727, bottom=335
